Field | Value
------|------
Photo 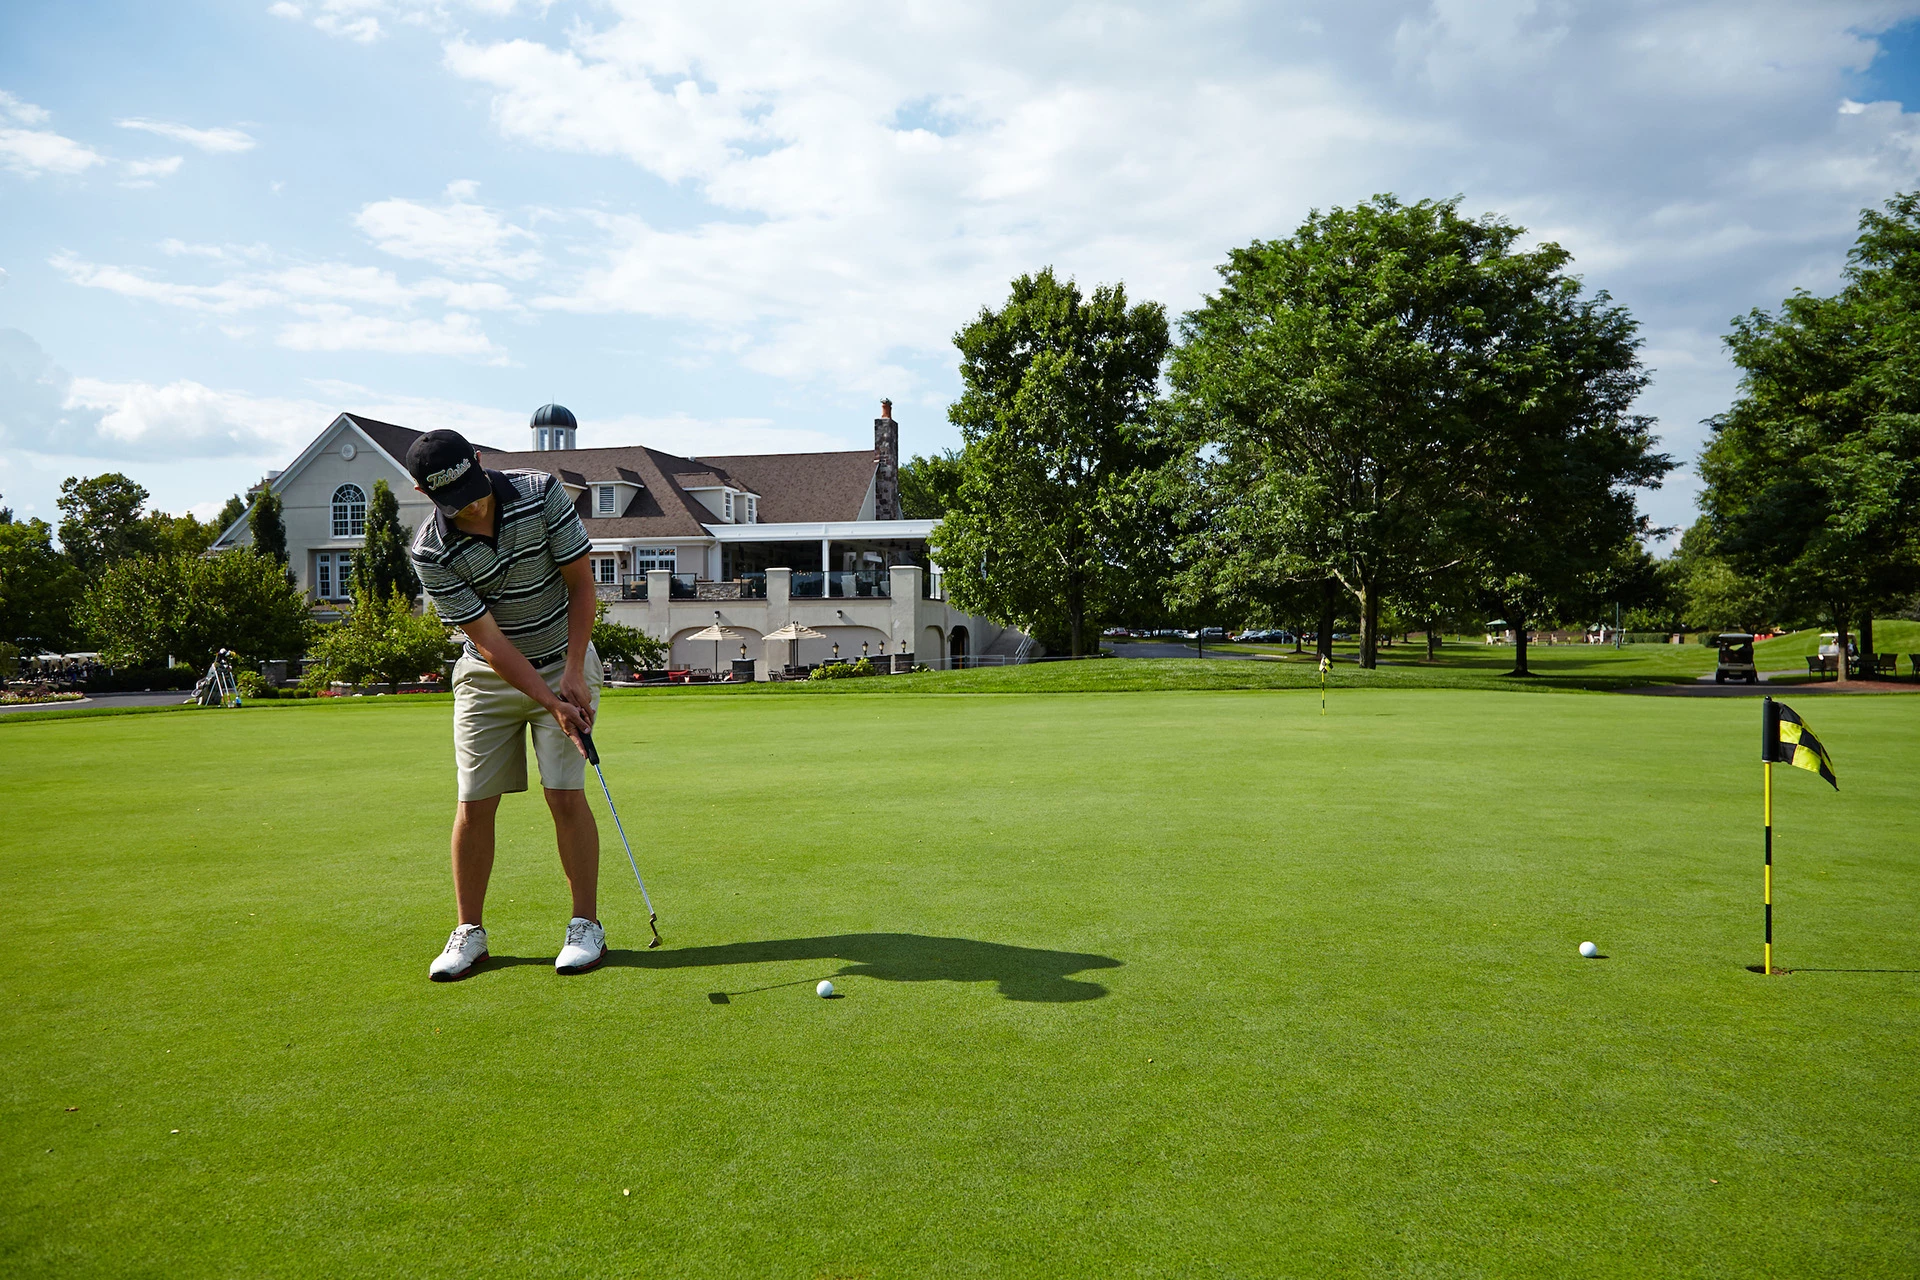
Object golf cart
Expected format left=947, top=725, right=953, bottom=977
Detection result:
left=1713, top=633, right=1758, bottom=684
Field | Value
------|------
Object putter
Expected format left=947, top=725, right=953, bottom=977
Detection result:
left=580, top=728, right=661, bottom=948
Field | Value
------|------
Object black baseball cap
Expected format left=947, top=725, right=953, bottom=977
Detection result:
left=406, top=429, right=492, bottom=517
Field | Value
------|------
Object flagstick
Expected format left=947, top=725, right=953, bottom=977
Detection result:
left=1764, top=756, right=1774, bottom=975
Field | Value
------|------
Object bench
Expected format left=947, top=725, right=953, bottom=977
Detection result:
left=1806, top=655, right=1835, bottom=680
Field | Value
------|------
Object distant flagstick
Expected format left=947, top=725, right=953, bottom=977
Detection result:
left=1319, top=653, right=1329, bottom=715
left=1758, top=696, right=1839, bottom=975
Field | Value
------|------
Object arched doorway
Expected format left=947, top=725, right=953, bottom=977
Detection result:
left=949, top=625, right=970, bottom=670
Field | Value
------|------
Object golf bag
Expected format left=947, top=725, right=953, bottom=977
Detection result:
left=193, top=650, right=241, bottom=707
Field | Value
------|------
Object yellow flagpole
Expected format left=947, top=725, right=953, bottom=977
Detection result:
left=1764, top=758, right=1774, bottom=974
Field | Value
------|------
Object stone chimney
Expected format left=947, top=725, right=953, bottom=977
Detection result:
left=873, top=398, right=899, bottom=520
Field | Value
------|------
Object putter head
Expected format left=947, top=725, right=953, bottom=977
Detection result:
left=647, top=913, right=661, bottom=949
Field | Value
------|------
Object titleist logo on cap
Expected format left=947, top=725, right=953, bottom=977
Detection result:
left=426, top=458, right=472, bottom=489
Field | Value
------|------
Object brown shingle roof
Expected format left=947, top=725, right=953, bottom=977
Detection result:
left=470, top=442, right=881, bottom=536
left=697, top=450, right=877, bottom=523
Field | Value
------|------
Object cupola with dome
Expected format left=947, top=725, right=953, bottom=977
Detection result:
left=530, top=403, right=577, bottom=451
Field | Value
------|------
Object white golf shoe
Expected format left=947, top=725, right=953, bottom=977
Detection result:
left=556, top=917, right=606, bottom=974
left=430, top=923, right=489, bottom=982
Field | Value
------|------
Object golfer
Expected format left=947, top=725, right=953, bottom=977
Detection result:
left=404, top=428, right=610, bottom=981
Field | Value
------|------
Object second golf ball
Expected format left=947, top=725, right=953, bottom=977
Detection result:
left=1578, top=941, right=1599, bottom=958
left=817, top=980, right=835, bottom=998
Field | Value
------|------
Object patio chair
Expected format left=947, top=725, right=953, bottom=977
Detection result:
left=1805, top=655, right=1831, bottom=680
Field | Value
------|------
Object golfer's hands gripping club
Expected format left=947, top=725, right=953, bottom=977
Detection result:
left=553, top=667, right=596, bottom=760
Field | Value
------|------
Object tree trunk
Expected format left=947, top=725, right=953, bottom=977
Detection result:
left=1510, top=608, right=1532, bottom=676
left=1316, top=580, right=1336, bottom=662
left=1861, top=610, right=1875, bottom=673
left=1358, top=587, right=1379, bottom=669
left=1426, top=624, right=1439, bottom=662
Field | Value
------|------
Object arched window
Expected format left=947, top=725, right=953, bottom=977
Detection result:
left=332, top=484, right=367, bottom=538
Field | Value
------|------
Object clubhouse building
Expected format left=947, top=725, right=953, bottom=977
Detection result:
left=209, top=402, right=1028, bottom=675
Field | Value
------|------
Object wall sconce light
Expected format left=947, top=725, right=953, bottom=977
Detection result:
left=832, top=642, right=840, bottom=659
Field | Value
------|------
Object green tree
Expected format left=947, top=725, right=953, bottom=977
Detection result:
left=56, top=473, right=154, bottom=578
left=352, top=478, right=419, bottom=601
left=591, top=601, right=668, bottom=670
left=898, top=450, right=966, bottom=519
left=1170, top=195, right=1666, bottom=669
left=1459, top=277, right=1671, bottom=675
left=1701, top=194, right=1920, bottom=676
left=931, top=268, right=1172, bottom=656
left=216, top=494, right=247, bottom=531
left=303, top=587, right=454, bottom=694
left=0, top=517, right=86, bottom=652
left=80, top=550, right=313, bottom=668
left=143, top=510, right=217, bottom=560
left=249, top=482, right=289, bottom=567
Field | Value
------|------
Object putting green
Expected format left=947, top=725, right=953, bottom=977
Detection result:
left=2, top=688, right=1915, bottom=1277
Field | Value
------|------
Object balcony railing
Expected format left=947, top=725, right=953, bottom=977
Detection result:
left=618, top=575, right=647, bottom=600
left=831, top=569, right=890, bottom=598
left=668, top=573, right=699, bottom=599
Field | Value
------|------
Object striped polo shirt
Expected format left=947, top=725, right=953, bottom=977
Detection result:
left=409, top=468, right=593, bottom=667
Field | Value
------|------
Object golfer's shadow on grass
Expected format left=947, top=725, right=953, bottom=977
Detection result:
left=605, top=933, right=1121, bottom=1003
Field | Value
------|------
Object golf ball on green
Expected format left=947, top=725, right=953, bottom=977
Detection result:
left=816, top=980, right=834, bottom=998
left=1579, top=941, right=1598, bottom=958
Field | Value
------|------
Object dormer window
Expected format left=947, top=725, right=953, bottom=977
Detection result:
left=723, top=492, right=734, bottom=522
left=746, top=495, right=757, bottom=523
left=597, top=485, right=616, bottom=515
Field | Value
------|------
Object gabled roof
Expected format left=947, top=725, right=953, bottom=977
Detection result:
left=695, top=450, right=878, bottom=524
left=474, top=443, right=879, bottom=538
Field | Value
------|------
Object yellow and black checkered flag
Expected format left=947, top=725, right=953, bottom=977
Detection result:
left=1764, top=699, right=1837, bottom=789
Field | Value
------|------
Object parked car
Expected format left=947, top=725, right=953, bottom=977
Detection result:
left=1197, top=627, right=1228, bottom=641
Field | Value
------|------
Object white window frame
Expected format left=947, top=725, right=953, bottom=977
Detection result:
left=331, top=484, right=367, bottom=538
left=592, top=555, right=618, bottom=585
left=746, top=494, right=757, bottom=523
left=632, top=547, right=677, bottom=573
left=316, top=553, right=332, bottom=600
left=597, top=485, right=616, bottom=515
left=723, top=491, right=734, bottom=522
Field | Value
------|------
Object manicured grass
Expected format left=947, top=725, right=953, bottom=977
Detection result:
left=3, top=689, right=1917, bottom=1277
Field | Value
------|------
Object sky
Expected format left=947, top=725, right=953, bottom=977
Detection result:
left=4, top=0, right=1920, bottom=543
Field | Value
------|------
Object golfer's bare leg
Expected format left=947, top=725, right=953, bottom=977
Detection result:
left=451, top=796, right=501, bottom=926
left=544, top=787, right=599, bottom=922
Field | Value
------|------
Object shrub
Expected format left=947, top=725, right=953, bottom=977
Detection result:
left=303, top=587, right=457, bottom=694
left=234, top=670, right=279, bottom=699
left=591, top=602, right=668, bottom=669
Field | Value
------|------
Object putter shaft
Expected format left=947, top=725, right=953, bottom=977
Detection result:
left=583, top=731, right=662, bottom=948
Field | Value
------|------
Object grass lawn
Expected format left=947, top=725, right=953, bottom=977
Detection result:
left=3, top=686, right=1916, bottom=1277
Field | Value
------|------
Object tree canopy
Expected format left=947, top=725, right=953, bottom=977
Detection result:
left=249, top=482, right=289, bottom=567
left=353, top=478, right=419, bottom=601
left=0, top=517, right=85, bottom=652
left=1700, top=192, right=1920, bottom=672
left=931, top=268, right=1171, bottom=656
left=1170, top=195, right=1667, bottom=668
left=80, top=549, right=313, bottom=668
left=57, top=473, right=154, bottom=579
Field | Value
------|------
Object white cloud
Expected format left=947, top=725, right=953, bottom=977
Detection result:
left=0, top=101, right=106, bottom=176
left=416, top=0, right=1920, bottom=535
left=53, top=252, right=521, bottom=352
left=267, top=2, right=303, bottom=18
left=117, top=118, right=257, bottom=153
left=52, top=254, right=282, bottom=312
left=120, top=155, right=185, bottom=187
left=354, top=181, right=541, bottom=277
left=0, top=90, right=51, bottom=125
left=277, top=306, right=505, bottom=360
left=0, top=327, right=325, bottom=460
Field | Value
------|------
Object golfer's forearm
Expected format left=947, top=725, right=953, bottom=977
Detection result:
left=466, top=620, right=565, bottom=712
left=560, top=556, right=596, bottom=676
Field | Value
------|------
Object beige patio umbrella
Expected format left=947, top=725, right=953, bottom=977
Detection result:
left=685, top=623, right=754, bottom=671
left=762, top=620, right=827, bottom=671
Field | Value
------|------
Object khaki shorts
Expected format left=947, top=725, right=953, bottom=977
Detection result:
left=451, top=644, right=603, bottom=801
